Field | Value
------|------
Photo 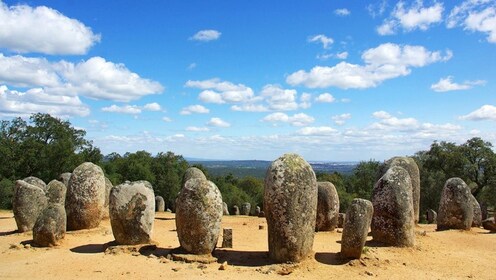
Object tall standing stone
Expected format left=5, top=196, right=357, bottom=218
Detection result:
left=240, top=202, right=251, bottom=216
left=33, top=203, right=66, bottom=247
left=46, top=180, right=66, bottom=205
left=23, top=176, right=46, bottom=191
left=437, top=178, right=474, bottom=231
left=101, top=177, right=114, bottom=219
left=13, top=180, right=48, bottom=232
left=341, top=199, right=373, bottom=259
left=372, top=166, right=415, bottom=247
left=470, top=195, right=482, bottom=228
left=426, top=209, right=437, bottom=224
left=264, top=153, right=318, bottom=263
left=175, top=178, right=223, bottom=254
left=155, top=196, right=165, bottom=212
left=182, top=167, right=207, bottom=186
left=381, top=157, right=420, bottom=224
left=232, top=205, right=240, bottom=215
left=223, top=202, right=229, bottom=215
left=316, top=181, right=340, bottom=231
left=65, top=162, right=106, bottom=230
left=58, top=173, right=72, bottom=187
left=109, top=181, right=155, bottom=245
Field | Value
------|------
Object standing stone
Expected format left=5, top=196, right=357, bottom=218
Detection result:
left=182, top=167, right=207, bottom=186
left=232, top=205, right=240, bottom=215
left=155, top=196, right=165, bottom=212
left=23, top=176, right=46, bottom=191
left=437, top=178, right=474, bottom=231
left=240, top=202, right=251, bottom=216
left=372, top=166, right=415, bottom=247
left=255, top=206, right=261, bottom=216
left=13, top=180, right=48, bottom=232
left=65, top=162, right=106, bottom=230
left=470, top=195, right=482, bottom=228
left=264, top=153, right=318, bottom=263
left=426, top=209, right=437, bottom=224
left=175, top=178, right=223, bottom=254
left=33, top=203, right=66, bottom=247
left=58, top=173, right=72, bottom=187
left=316, top=181, right=340, bottom=231
left=101, top=177, right=114, bottom=219
left=341, top=199, right=374, bottom=259
left=109, top=181, right=155, bottom=245
left=222, top=228, right=233, bottom=248
left=381, top=157, right=421, bottom=224
left=46, top=180, right=66, bottom=205
left=482, top=217, right=496, bottom=232
left=338, top=213, right=346, bottom=228
left=223, top=202, right=229, bottom=215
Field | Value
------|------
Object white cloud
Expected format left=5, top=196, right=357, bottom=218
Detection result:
left=367, top=0, right=388, bottom=18
left=377, top=1, right=444, bottom=35
left=315, top=93, right=336, bottom=103
left=186, top=78, right=255, bottom=104
left=459, top=105, right=496, bottom=121
left=287, top=43, right=451, bottom=89
left=180, top=104, right=210, bottom=115
left=335, top=8, right=351, bottom=16
left=261, top=84, right=299, bottom=111
left=371, top=110, right=419, bottom=131
left=0, top=85, right=89, bottom=117
left=299, top=93, right=312, bottom=109
left=207, top=117, right=231, bottom=128
left=332, top=113, right=352, bottom=125
left=190, top=29, right=221, bottom=42
left=0, top=54, right=61, bottom=87
left=162, top=117, right=172, bottom=122
left=372, top=110, right=392, bottom=119
left=0, top=2, right=100, bottom=55
left=336, top=51, right=349, bottom=59
left=297, top=126, right=337, bottom=136
left=231, top=104, right=268, bottom=112
left=186, top=126, right=210, bottom=132
left=187, top=63, right=197, bottom=70
left=143, top=102, right=161, bottom=111
left=262, top=112, right=315, bottom=127
left=102, top=104, right=141, bottom=115
left=308, top=34, right=334, bottom=49
left=447, top=1, right=496, bottom=43
left=431, top=76, right=486, bottom=92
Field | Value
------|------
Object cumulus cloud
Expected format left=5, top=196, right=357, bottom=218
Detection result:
left=186, top=126, right=210, bottom=132
left=336, top=51, right=349, bottom=59
left=0, top=54, right=163, bottom=102
left=431, top=76, right=486, bottom=92
left=332, top=113, right=352, bottom=125
left=102, top=104, right=141, bottom=115
left=371, top=110, right=418, bottom=130
left=180, top=105, right=210, bottom=115
left=262, top=112, right=315, bottom=127
left=286, top=43, right=452, bottom=89
left=231, top=104, right=268, bottom=112
left=0, top=85, right=89, bottom=117
left=459, top=105, right=496, bottom=121
left=297, top=126, right=337, bottom=136
left=447, top=1, right=496, bottom=43
left=186, top=78, right=255, bottom=104
left=207, top=117, right=231, bottom=128
left=335, top=8, right=351, bottom=16
left=315, top=93, right=335, bottom=103
left=377, top=1, right=444, bottom=35
left=190, top=29, right=221, bottom=41
left=299, top=93, right=312, bottom=109
left=0, top=1, right=100, bottom=55
left=143, top=102, right=162, bottom=111
left=260, top=84, right=299, bottom=111
left=162, top=117, right=172, bottom=122
left=308, top=34, right=334, bottom=49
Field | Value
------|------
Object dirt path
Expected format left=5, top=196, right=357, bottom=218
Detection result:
left=0, top=210, right=494, bottom=279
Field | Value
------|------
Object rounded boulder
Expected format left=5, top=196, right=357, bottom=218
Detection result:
left=437, top=178, right=474, bottom=231
left=46, top=180, right=67, bottom=205
left=33, top=203, right=66, bottom=247
left=315, top=181, right=340, bottom=231
left=13, top=180, right=48, bottom=232
left=22, top=176, right=46, bottom=191
left=341, top=198, right=373, bottom=259
left=155, top=196, right=165, bottom=212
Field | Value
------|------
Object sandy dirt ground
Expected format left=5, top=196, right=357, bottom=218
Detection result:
left=0, top=210, right=494, bottom=280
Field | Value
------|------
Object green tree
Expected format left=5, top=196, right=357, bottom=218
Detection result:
left=152, top=152, right=189, bottom=208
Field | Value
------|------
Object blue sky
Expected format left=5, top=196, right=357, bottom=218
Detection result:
left=0, top=0, right=495, bottom=161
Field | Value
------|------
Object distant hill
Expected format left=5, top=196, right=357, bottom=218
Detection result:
left=187, top=160, right=357, bottom=179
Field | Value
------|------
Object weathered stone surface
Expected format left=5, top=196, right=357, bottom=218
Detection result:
left=182, top=167, right=207, bottom=186
left=372, top=166, right=415, bottom=247
left=46, top=180, right=66, bottom=205
left=222, top=228, right=233, bottom=248
left=23, top=176, right=46, bottom=191
left=426, top=209, right=437, bottom=224
left=341, top=198, right=373, bottom=259
left=58, top=173, right=72, bottom=187
left=381, top=157, right=420, bottom=224
left=316, top=181, right=340, bottom=232
left=255, top=206, right=261, bottom=216
left=264, top=153, right=318, bottom=263
left=338, top=213, right=346, bottom=228
left=33, top=203, right=66, bottom=247
left=232, top=205, right=240, bottom=215
left=470, top=195, right=482, bottom=228
left=155, top=196, right=165, bottom=212
left=13, top=180, right=48, bottom=232
left=175, top=178, right=223, bottom=254
left=109, top=181, right=155, bottom=245
left=437, top=178, right=474, bottom=231
left=482, top=217, right=496, bottom=232
left=240, top=202, right=251, bottom=215
left=102, top=177, right=114, bottom=219
left=65, top=162, right=106, bottom=230
left=223, top=202, right=229, bottom=215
